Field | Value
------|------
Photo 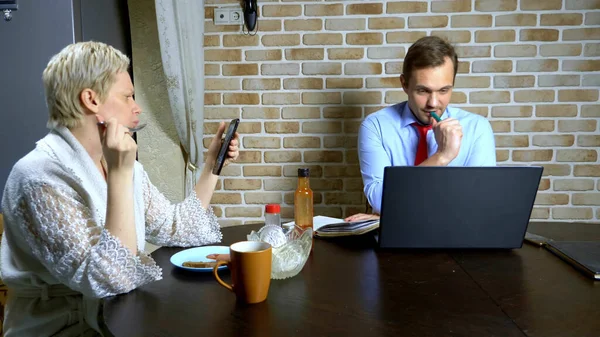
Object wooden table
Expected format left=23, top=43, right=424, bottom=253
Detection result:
left=103, top=222, right=600, bottom=337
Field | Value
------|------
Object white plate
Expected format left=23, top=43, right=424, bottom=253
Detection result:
left=170, top=246, right=229, bottom=272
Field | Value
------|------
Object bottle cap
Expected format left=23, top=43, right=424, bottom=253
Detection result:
left=298, top=168, right=310, bottom=177
left=265, top=204, right=280, bottom=214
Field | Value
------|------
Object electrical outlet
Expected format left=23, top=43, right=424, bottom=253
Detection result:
left=214, top=7, right=243, bottom=25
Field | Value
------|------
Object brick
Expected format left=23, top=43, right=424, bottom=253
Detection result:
left=367, top=47, right=405, bottom=59
left=305, top=4, right=343, bottom=16
left=205, top=6, right=214, bottom=19
left=205, top=64, right=219, bottom=76
left=205, top=21, right=240, bottom=33
left=345, top=63, right=383, bottom=75
left=455, top=46, right=491, bottom=58
left=512, top=150, right=553, bottom=162
left=584, top=44, right=600, bottom=57
left=431, top=30, right=471, bottom=44
left=223, top=93, right=259, bottom=105
left=385, top=62, right=403, bottom=74
left=494, top=45, right=537, bottom=57
left=583, top=75, right=600, bottom=86
left=347, top=3, right=383, bottom=15
left=541, top=14, right=583, bottom=26
left=237, top=122, right=262, bottom=134
left=261, top=64, right=300, bottom=76
left=521, top=0, right=562, bottom=9
left=586, top=12, right=600, bottom=25
left=205, top=79, right=241, bottom=91
left=285, top=48, right=324, bottom=60
left=324, top=192, right=364, bottom=205
left=578, top=135, right=600, bottom=147
left=473, top=60, right=513, bottom=73
left=244, top=192, right=283, bottom=205
left=243, top=136, right=280, bottom=149
left=204, top=92, right=221, bottom=105
left=531, top=208, right=550, bottom=219
left=536, top=104, right=578, bottom=117
left=347, top=33, right=384, bottom=45
left=492, top=106, right=532, bottom=118
left=539, top=179, right=551, bottom=191
left=454, top=76, right=491, bottom=88
left=559, top=89, right=599, bottom=102
left=539, top=75, right=580, bottom=87
left=255, top=20, right=282, bottom=32
left=408, top=16, right=449, bottom=28
left=366, top=77, right=401, bottom=89
left=324, top=108, right=362, bottom=120
left=475, top=0, right=517, bottom=11
left=242, top=107, right=280, bottom=119
left=459, top=60, right=470, bottom=73
left=470, top=91, right=510, bottom=103
left=557, top=150, right=598, bottom=162
left=532, top=135, right=575, bottom=147
left=514, top=90, right=555, bottom=102
left=369, top=17, right=405, bottom=30
left=542, top=164, right=572, bottom=176
left=302, top=121, right=342, bottom=134
left=284, top=19, right=322, bottom=31
left=223, top=35, right=259, bottom=47
left=310, top=179, right=343, bottom=191
left=515, top=120, right=555, bottom=132
left=302, top=92, right=342, bottom=104
left=262, top=34, right=300, bottom=46
left=324, top=165, right=361, bottom=177
left=204, top=35, right=219, bottom=47
left=284, top=137, right=320, bottom=149
left=302, top=62, right=342, bottom=75
left=204, top=107, right=239, bottom=120
left=325, top=18, right=366, bottom=31
left=451, top=14, right=493, bottom=28
left=554, top=179, right=595, bottom=191
left=581, top=105, right=600, bottom=117
left=553, top=208, right=594, bottom=220
left=385, top=91, right=409, bottom=104
left=304, top=33, right=343, bottom=45
left=494, top=75, right=535, bottom=88
left=432, top=0, right=471, bottom=12
left=387, top=2, right=428, bottom=13
left=211, top=193, right=242, bottom=204
left=574, top=165, right=600, bottom=177
left=282, top=165, right=323, bottom=177
left=540, top=44, right=582, bottom=57
left=324, top=135, right=359, bottom=149
left=450, top=92, right=467, bottom=104
left=563, top=28, right=600, bottom=41
left=475, top=30, right=516, bottom=43
left=387, top=31, right=428, bottom=43
left=566, top=0, right=600, bottom=9
left=345, top=178, right=365, bottom=192
left=264, top=151, right=302, bottom=163
left=225, top=207, right=262, bottom=218
left=304, top=151, right=344, bottom=163
left=223, top=64, right=258, bottom=76
left=516, top=59, right=558, bottom=72
left=242, top=79, right=280, bottom=91
left=243, top=166, right=282, bottom=177
left=343, top=91, right=382, bottom=105
left=237, top=151, right=262, bottom=163
left=495, top=135, right=529, bottom=147
left=265, top=122, right=299, bottom=134
left=573, top=194, right=600, bottom=206
left=558, top=120, right=597, bottom=132
left=563, top=60, right=600, bottom=72
left=328, top=78, right=364, bottom=89
left=283, top=78, right=323, bottom=90
left=535, top=193, right=569, bottom=205
left=328, top=48, right=364, bottom=60
left=205, top=49, right=241, bottom=62
left=495, top=14, right=537, bottom=26
left=245, top=50, right=282, bottom=61
left=282, top=107, right=320, bottom=119
left=496, top=150, right=509, bottom=161
left=223, top=179, right=261, bottom=190
left=520, top=29, right=559, bottom=42
left=262, top=5, right=301, bottom=17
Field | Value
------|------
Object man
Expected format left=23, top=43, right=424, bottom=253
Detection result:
left=358, top=36, right=496, bottom=214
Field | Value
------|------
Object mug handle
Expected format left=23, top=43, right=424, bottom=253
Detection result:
left=213, top=260, right=233, bottom=292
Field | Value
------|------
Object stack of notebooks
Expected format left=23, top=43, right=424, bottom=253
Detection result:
left=284, top=215, right=379, bottom=238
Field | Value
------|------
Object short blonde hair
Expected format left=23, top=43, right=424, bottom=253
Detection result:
left=43, top=41, right=130, bottom=128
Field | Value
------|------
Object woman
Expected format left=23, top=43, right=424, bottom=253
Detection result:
left=0, top=41, right=239, bottom=336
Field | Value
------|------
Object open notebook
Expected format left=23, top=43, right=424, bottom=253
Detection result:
left=284, top=216, right=379, bottom=238
left=546, top=241, right=600, bottom=280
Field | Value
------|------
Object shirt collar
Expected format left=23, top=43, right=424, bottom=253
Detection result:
left=399, top=102, right=452, bottom=128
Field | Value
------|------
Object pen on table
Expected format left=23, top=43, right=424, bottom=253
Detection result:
left=430, top=111, right=442, bottom=122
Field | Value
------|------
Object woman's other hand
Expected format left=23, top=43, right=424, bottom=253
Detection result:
left=206, top=121, right=240, bottom=170
left=344, top=213, right=380, bottom=222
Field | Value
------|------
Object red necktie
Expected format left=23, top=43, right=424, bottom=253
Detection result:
left=412, top=123, right=432, bottom=166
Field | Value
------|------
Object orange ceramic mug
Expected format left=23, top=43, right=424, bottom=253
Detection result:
left=213, top=241, right=272, bottom=304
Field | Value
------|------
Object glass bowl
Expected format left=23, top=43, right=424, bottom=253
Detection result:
left=247, top=225, right=313, bottom=280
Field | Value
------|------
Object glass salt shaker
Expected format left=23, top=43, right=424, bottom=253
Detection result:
left=265, top=204, right=281, bottom=228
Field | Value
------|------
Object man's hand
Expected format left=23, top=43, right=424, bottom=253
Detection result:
left=431, top=117, right=463, bottom=165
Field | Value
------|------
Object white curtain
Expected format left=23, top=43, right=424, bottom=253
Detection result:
left=155, top=0, right=205, bottom=196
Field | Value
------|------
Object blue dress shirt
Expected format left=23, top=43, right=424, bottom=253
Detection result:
left=358, top=101, right=497, bottom=213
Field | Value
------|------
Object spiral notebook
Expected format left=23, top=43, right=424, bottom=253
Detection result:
left=545, top=241, right=600, bottom=280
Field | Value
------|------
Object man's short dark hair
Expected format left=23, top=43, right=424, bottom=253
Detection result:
left=402, top=36, right=458, bottom=84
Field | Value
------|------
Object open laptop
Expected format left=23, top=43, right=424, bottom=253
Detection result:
left=376, top=166, right=543, bottom=249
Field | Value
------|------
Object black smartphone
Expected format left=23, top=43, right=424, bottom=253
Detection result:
left=212, top=118, right=240, bottom=175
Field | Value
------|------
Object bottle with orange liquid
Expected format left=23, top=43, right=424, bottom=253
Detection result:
left=294, top=168, right=313, bottom=231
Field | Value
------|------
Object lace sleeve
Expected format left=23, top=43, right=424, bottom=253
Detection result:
left=143, top=172, right=222, bottom=247
left=17, top=181, right=162, bottom=298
